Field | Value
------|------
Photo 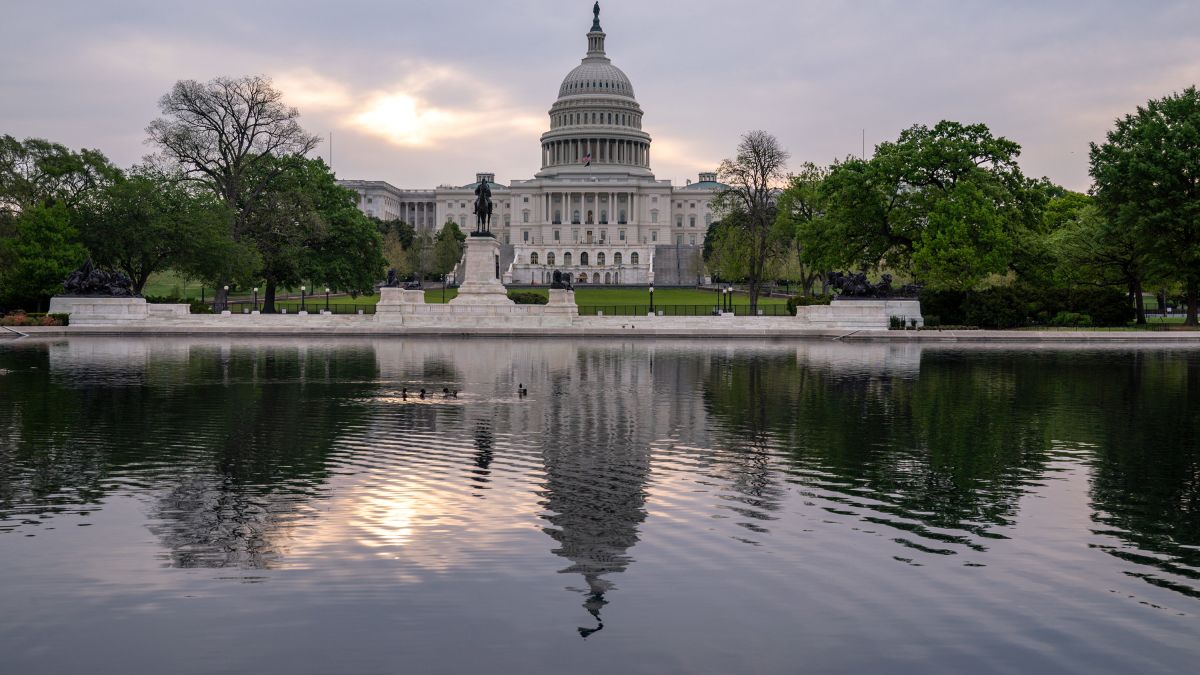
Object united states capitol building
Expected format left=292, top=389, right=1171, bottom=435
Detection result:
left=339, top=4, right=718, bottom=286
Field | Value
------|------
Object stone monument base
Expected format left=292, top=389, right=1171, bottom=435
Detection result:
left=451, top=235, right=512, bottom=306
left=794, top=299, right=923, bottom=330
left=48, top=296, right=150, bottom=325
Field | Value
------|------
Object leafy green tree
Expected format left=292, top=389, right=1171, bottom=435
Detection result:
left=702, top=216, right=753, bottom=282
left=808, top=121, right=1044, bottom=291
left=433, top=221, right=466, bottom=276
left=145, top=75, right=320, bottom=310
left=713, top=130, right=791, bottom=310
left=1090, top=86, right=1200, bottom=325
left=0, top=136, right=118, bottom=297
left=776, top=162, right=831, bottom=295
left=0, top=203, right=88, bottom=309
left=408, top=232, right=435, bottom=281
left=241, top=155, right=384, bottom=311
left=1043, top=192, right=1150, bottom=323
left=370, top=217, right=415, bottom=249
left=79, top=169, right=242, bottom=294
left=0, top=135, right=118, bottom=215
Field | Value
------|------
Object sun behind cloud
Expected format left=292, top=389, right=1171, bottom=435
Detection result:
left=275, top=63, right=542, bottom=150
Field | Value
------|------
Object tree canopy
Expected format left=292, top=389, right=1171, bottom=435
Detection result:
left=1091, top=86, right=1200, bottom=325
left=804, top=121, right=1045, bottom=291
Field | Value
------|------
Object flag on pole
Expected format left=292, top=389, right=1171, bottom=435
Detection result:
left=582, top=150, right=592, bottom=166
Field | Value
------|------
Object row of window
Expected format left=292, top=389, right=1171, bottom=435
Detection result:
left=448, top=201, right=509, bottom=209
left=521, top=228, right=656, bottom=243
left=553, top=110, right=638, bottom=128
left=564, top=80, right=626, bottom=93
left=526, top=251, right=640, bottom=267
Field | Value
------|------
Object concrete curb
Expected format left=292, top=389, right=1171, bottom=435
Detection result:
left=14, top=325, right=1200, bottom=343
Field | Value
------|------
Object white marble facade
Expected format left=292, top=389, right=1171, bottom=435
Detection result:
left=339, top=5, right=719, bottom=285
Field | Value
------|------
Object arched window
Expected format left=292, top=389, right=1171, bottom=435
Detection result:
left=572, top=210, right=580, bottom=224
left=619, top=210, right=627, bottom=224
left=650, top=210, right=658, bottom=223
left=600, top=210, right=608, bottom=224
left=547, top=252, right=555, bottom=266
left=689, top=215, right=696, bottom=227
left=553, top=210, right=561, bottom=224
left=564, top=252, right=572, bottom=266
left=705, top=213, right=713, bottom=226
left=604, top=272, right=611, bottom=284
left=587, top=210, right=594, bottom=224
left=598, top=252, right=606, bottom=265
left=676, top=214, right=684, bottom=227
left=593, top=273, right=600, bottom=284
left=614, top=252, right=622, bottom=265
left=530, top=252, right=539, bottom=265
left=630, top=252, right=639, bottom=265
left=580, top=252, right=589, bottom=266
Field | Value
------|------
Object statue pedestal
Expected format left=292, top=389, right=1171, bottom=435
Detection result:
left=376, top=287, right=424, bottom=319
left=451, top=235, right=512, bottom=306
left=48, top=296, right=148, bottom=325
left=794, top=298, right=924, bottom=330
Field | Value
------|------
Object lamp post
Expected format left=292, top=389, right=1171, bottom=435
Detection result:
left=253, top=287, right=258, bottom=313
left=649, top=284, right=655, bottom=314
left=325, top=287, right=330, bottom=313
left=300, top=285, right=306, bottom=313
left=223, top=285, right=229, bottom=313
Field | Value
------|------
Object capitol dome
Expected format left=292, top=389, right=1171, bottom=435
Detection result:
left=538, top=3, right=653, bottom=178
left=557, top=61, right=635, bottom=100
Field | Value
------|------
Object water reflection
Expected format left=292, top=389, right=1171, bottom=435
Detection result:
left=1, top=338, right=1199, bottom=672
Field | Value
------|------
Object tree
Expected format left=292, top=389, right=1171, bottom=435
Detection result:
left=1, top=136, right=118, bottom=300
left=242, top=155, right=384, bottom=312
left=702, top=215, right=753, bottom=282
left=0, top=203, right=88, bottom=310
left=0, top=135, right=118, bottom=216
left=1043, top=192, right=1151, bottom=324
left=776, top=162, right=831, bottom=295
left=434, top=222, right=466, bottom=276
left=807, top=121, right=1044, bottom=291
left=79, top=169, right=240, bottom=294
left=713, top=131, right=791, bottom=310
left=1091, top=86, right=1200, bottom=325
left=145, top=75, right=320, bottom=309
left=408, top=232, right=435, bottom=281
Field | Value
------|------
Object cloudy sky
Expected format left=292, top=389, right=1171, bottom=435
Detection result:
left=3, top=1, right=1197, bottom=191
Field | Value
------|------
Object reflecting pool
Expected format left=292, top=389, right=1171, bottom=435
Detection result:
left=1, top=338, right=1198, bottom=673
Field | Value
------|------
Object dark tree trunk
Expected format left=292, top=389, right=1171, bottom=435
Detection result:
left=263, top=282, right=277, bottom=314
left=1187, top=279, right=1198, bottom=327
left=1133, top=278, right=1146, bottom=325
left=213, top=285, right=229, bottom=312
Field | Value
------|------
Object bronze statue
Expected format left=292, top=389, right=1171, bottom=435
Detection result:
left=63, top=259, right=137, bottom=297
left=829, top=271, right=921, bottom=298
left=473, top=178, right=493, bottom=235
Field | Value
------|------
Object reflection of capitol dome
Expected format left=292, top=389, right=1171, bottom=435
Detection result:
left=539, top=4, right=652, bottom=177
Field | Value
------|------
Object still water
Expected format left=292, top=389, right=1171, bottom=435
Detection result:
left=0, top=338, right=1198, bottom=674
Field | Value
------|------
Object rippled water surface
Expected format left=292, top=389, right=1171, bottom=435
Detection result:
left=1, top=338, right=1198, bottom=673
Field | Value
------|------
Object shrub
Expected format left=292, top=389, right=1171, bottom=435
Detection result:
left=1, top=311, right=67, bottom=326
left=1049, top=311, right=1092, bottom=327
left=889, top=316, right=905, bottom=330
left=919, top=290, right=968, bottom=326
left=1074, top=288, right=1133, bottom=326
left=508, top=291, right=548, bottom=305
left=786, top=294, right=832, bottom=316
left=963, top=287, right=1028, bottom=329
left=189, top=300, right=214, bottom=314
left=50, top=313, right=69, bottom=326
left=145, top=295, right=186, bottom=304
